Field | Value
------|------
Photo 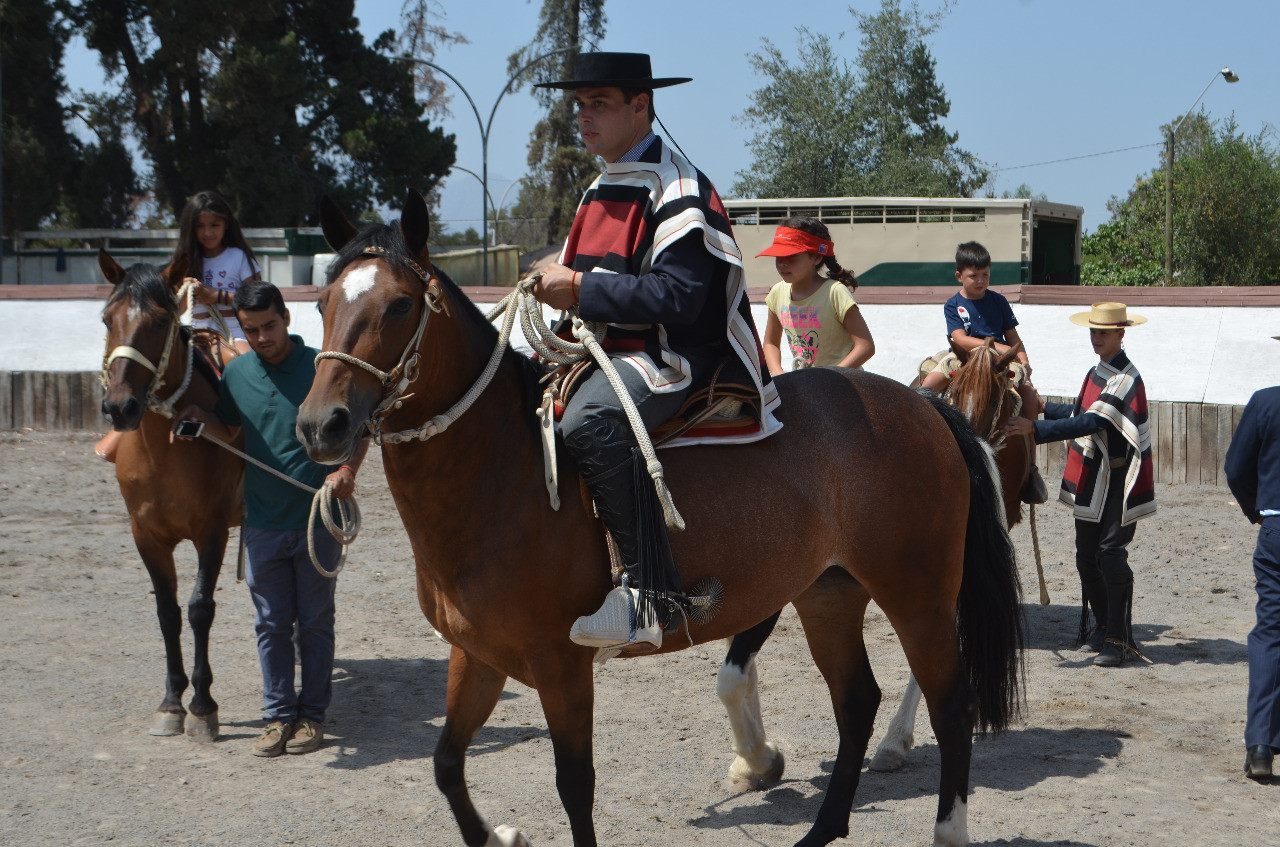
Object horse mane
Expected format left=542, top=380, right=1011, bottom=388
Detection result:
left=105, top=263, right=179, bottom=317
left=324, top=222, right=546, bottom=428
left=947, top=344, right=999, bottom=428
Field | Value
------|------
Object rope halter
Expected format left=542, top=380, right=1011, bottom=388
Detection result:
left=100, top=281, right=199, bottom=419
left=313, top=246, right=447, bottom=443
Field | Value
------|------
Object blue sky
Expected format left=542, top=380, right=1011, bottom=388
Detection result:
left=64, top=0, right=1277, bottom=235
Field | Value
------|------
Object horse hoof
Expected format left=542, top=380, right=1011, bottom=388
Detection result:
left=488, top=825, right=531, bottom=847
left=724, top=743, right=785, bottom=791
left=185, top=710, right=219, bottom=743
left=149, top=711, right=185, bottom=737
left=868, top=746, right=907, bottom=772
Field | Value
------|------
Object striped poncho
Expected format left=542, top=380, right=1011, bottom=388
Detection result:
left=1059, top=352, right=1156, bottom=525
left=560, top=136, right=781, bottom=447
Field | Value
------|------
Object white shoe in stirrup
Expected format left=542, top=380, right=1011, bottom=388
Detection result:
left=569, top=586, right=662, bottom=649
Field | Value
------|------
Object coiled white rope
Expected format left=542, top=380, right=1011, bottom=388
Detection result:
left=197, top=429, right=360, bottom=578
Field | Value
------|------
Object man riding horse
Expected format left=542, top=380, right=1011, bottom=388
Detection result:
left=530, top=52, right=781, bottom=650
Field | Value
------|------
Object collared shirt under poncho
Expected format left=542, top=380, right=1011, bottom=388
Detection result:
left=1043, top=350, right=1156, bottom=525
left=560, top=135, right=781, bottom=446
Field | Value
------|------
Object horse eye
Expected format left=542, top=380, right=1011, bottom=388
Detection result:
left=390, top=297, right=413, bottom=316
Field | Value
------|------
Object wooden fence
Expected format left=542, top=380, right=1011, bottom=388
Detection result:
left=1, top=374, right=1246, bottom=488
left=1034, top=395, right=1241, bottom=488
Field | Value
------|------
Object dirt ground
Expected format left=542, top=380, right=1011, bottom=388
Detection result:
left=2, top=430, right=1277, bottom=847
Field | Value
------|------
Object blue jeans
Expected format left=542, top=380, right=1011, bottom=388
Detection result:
left=243, top=526, right=339, bottom=724
left=1247, top=518, right=1280, bottom=749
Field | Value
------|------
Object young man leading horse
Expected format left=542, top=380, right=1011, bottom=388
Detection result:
left=529, top=52, right=781, bottom=650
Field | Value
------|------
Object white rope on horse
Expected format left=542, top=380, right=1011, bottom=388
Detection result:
left=330, top=269, right=684, bottom=533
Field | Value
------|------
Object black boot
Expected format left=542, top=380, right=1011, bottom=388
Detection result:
left=1075, top=557, right=1109, bottom=651
left=564, top=418, right=684, bottom=644
left=1094, top=578, right=1134, bottom=667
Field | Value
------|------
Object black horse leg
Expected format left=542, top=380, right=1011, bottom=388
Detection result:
left=796, top=649, right=880, bottom=847
left=185, top=528, right=227, bottom=740
left=434, top=648, right=513, bottom=846
left=791, top=573, right=879, bottom=847
left=138, top=539, right=189, bottom=735
left=718, top=611, right=785, bottom=787
left=928, top=679, right=979, bottom=845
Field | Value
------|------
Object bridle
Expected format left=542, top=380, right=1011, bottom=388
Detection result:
left=100, top=294, right=196, bottom=419
left=313, top=246, right=448, bottom=444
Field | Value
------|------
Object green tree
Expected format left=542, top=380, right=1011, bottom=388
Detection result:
left=1083, top=114, right=1280, bottom=286
left=506, top=0, right=606, bottom=246
left=734, top=0, right=986, bottom=199
left=69, top=0, right=456, bottom=225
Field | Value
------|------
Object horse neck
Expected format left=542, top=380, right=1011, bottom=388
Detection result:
left=379, top=294, right=548, bottom=524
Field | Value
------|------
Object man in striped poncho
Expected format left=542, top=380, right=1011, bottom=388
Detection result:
left=1005, top=303, right=1156, bottom=667
left=530, top=52, right=781, bottom=651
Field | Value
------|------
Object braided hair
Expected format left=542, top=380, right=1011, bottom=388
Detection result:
left=780, top=216, right=857, bottom=292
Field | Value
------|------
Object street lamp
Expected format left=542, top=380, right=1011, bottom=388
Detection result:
left=494, top=176, right=528, bottom=247
left=1164, top=66, right=1239, bottom=285
left=395, top=47, right=574, bottom=285
left=445, top=165, right=497, bottom=237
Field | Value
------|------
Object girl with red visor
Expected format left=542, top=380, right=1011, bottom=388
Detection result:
left=760, top=216, right=875, bottom=375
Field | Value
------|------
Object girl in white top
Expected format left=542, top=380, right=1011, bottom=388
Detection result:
left=96, top=190, right=260, bottom=462
left=174, top=189, right=261, bottom=355
left=760, top=216, right=875, bottom=376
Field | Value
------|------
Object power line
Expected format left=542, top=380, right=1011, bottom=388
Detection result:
left=990, top=142, right=1163, bottom=174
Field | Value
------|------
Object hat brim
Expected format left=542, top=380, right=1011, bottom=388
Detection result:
left=1068, top=312, right=1148, bottom=327
left=533, top=76, right=692, bottom=90
left=755, top=244, right=814, bottom=258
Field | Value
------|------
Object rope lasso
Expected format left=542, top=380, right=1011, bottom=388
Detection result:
left=195, top=428, right=360, bottom=578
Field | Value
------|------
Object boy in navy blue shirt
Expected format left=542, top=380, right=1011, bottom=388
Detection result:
left=921, top=241, right=1045, bottom=501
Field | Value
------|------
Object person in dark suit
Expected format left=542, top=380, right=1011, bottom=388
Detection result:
left=1224, top=380, right=1280, bottom=780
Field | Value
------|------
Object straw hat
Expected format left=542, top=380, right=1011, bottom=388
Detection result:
left=1068, top=302, right=1148, bottom=328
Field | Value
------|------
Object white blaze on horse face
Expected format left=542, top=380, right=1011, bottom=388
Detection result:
left=126, top=304, right=143, bottom=324
left=342, top=264, right=380, bottom=303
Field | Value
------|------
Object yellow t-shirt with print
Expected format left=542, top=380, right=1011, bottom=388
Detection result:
left=765, top=278, right=858, bottom=369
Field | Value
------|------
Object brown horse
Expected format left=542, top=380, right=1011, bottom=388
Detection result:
left=98, top=251, right=244, bottom=740
left=296, top=191, right=1024, bottom=847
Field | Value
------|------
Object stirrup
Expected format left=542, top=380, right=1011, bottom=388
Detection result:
left=569, top=586, right=662, bottom=649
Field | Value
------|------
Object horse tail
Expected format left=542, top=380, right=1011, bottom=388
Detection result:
left=920, top=390, right=1026, bottom=734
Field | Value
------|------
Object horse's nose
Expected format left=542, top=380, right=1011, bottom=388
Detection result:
left=320, top=406, right=352, bottom=444
left=102, top=396, right=142, bottom=430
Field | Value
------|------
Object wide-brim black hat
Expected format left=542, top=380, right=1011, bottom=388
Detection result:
left=533, top=52, right=691, bottom=90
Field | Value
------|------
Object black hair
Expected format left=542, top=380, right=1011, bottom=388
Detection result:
left=780, top=216, right=857, bottom=292
left=619, top=87, right=656, bottom=122
left=172, top=190, right=259, bottom=283
left=234, top=278, right=286, bottom=317
left=956, top=241, right=992, bottom=272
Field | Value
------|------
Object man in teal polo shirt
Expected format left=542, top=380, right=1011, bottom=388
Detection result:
left=175, top=279, right=367, bottom=758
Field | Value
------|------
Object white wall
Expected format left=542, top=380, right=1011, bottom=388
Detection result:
left=4, top=296, right=1277, bottom=406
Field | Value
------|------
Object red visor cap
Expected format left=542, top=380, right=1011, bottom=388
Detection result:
left=755, top=226, right=835, bottom=258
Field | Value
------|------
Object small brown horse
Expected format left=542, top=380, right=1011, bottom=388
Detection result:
left=864, top=338, right=1035, bottom=771
left=98, top=251, right=244, bottom=740
left=296, top=191, right=1024, bottom=847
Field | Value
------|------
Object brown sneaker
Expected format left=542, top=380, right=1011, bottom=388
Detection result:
left=285, top=717, right=323, bottom=755
left=252, top=720, right=294, bottom=757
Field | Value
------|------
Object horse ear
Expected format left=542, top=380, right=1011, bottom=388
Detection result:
left=400, top=188, right=431, bottom=260
left=319, top=195, right=358, bottom=252
left=948, top=336, right=970, bottom=364
left=98, top=249, right=126, bottom=286
left=161, top=256, right=188, bottom=291
left=994, top=341, right=1023, bottom=372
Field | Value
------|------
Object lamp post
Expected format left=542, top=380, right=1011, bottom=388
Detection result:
left=396, top=47, right=574, bottom=285
left=1164, top=66, right=1239, bottom=286
left=494, top=176, right=528, bottom=247
left=445, top=165, right=497, bottom=239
